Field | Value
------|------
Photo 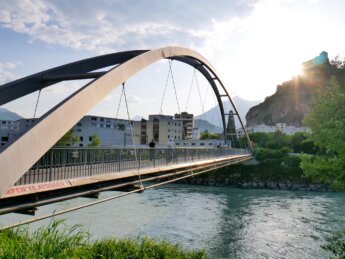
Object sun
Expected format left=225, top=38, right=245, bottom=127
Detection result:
left=291, top=64, right=303, bottom=77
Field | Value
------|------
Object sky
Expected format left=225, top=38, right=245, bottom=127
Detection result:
left=0, top=0, right=344, bottom=120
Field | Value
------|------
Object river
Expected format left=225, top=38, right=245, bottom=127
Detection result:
left=1, top=184, right=345, bottom=258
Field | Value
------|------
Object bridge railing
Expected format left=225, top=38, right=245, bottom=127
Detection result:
left=15, top=147, right=251, bottom=186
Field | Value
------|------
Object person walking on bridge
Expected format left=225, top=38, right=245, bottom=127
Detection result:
left=149, top=139, right=155, bottom=161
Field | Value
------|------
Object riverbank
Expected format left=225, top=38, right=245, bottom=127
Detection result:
left=179, top=156, right=333, bottom=192
left=0, top=220, right=207, bottom=258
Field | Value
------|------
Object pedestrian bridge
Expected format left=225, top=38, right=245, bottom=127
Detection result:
left=0, top=147, right=251, bottom=215
left=0, top=46, right=253, bottom=221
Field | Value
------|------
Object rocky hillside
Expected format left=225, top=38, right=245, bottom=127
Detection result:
left=246, top=52, right=345, bottom=127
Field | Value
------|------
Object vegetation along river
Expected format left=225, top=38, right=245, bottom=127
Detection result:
left=1, top=184, right=345, bottom=258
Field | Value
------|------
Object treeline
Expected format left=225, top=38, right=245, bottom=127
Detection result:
left=245, top=74, right=345, bottom=193
left=244, top=131, right=318, bottom=161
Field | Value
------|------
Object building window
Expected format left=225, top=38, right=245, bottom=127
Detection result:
left=118, top=124, right=125, bottom=130
left=77, top=123, right=82, bottom=126
left=168, top=135, right=170, bottom=139
left=79, top=143, right=83, bottom=147
left=89, top=136, right=93, bottom=141
left=79, top=136, right=83, bottom=141
left=200, top=143, right=205, bottom=146
left=91, top=117, right=97, bottom=121
left=106, top=124, right=110, bottom=128
left=1, top=136, right=8, bottom=142
left=77, top=129, right=82, bottom=132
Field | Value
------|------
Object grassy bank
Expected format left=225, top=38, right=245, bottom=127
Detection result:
left=0, top=220, right=208, bottom=258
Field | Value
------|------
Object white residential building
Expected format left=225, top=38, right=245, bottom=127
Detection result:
left=72, top=115, right=133, bottom=147
left=174, top=112, right=194, bottom=139
left=0, top=118, right=37, bottom=148
left=237, top=123, right=311, bottom=137
left=132, top=114, right=183, bottom=146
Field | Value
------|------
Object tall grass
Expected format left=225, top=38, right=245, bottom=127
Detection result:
left=0, top=219, right=208, bottom=258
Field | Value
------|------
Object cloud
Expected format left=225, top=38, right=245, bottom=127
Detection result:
left=0, top=0, right=254, bottom=54
left=126, top=95, right=154, bottom=105
left=0, top=62, right=21, bottom=84
left=43, top=80, right=86, bottom=95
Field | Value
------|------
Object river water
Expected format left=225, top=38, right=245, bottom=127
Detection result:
left=1, top=184, right=345, bottom=258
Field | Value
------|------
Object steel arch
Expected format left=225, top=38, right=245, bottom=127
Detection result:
left=0, top=46, right=252, bottom=196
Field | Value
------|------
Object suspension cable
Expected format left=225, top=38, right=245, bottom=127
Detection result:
left=122, top=82, right=143, bottom=188
left=195, top=70, right=210, bottom=142
left=202, top=81, right=209, bottom=113
left=33, top=89, right=42, bottom=118
left=159, top=59, right=172, bottom=115
left=169, top=60, right=187, bottom=141
left=115, top=87, right=124, bottom=118
left=184, top=68, right=196, bottom=111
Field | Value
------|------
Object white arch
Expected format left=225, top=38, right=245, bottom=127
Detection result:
left=0, top=46, right=245, bottom=197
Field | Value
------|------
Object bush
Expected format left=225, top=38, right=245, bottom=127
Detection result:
left=280, top=146, right=292, bottom=155
left=254, top=147, right=285, bottom=161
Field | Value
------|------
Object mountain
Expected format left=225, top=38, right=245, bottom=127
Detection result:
left=0, top=107, right=23, bottom=121
left=195, top=96, right=260, bottom=128
left=194, top=119, right=223, bottom=133
left=246, top=51, right=345, bottom=127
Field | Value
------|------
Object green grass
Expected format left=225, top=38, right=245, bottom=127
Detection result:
left=0, top=220, right=208, bottom=258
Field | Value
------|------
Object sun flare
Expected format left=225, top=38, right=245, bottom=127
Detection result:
left=292, top=64, right=303, bottom=76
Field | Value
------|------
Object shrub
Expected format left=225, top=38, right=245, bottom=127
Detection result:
left=254, top=147, right=285, bottom=161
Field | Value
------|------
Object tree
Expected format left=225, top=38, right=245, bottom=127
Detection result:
left=330, top=55, right=345, bottom=69
left=291, top=132, right=319, bottom=154
left=200, top=130, right=219, bottom=140
left=247, top=132, right=291, bottom=150
left=55, top=129, right=79, bottom=147
left=88, top=133, right=101, bottom=147
left=301, top=77, right=345, bottom=189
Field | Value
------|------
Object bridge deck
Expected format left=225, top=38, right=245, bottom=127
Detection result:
left=3, top=153, right=251, bottom=199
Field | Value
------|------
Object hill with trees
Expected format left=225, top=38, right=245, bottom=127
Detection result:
left=246, top=52, right=345, bottom=127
